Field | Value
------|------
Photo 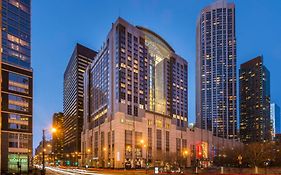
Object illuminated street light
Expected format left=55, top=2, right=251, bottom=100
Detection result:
left=140, top=139, right=148, bottom=174
left=51, top=127, right=57, bottom=133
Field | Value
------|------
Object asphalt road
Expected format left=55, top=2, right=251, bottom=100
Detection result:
left=46, top=166, right=104, bottom=175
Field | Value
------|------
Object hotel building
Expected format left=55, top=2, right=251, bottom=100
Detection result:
left=81, top=18, right=239, bottom=169
left=0, top=0, right=32, bottom=173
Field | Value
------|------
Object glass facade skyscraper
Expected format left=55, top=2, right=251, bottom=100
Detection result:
left=0, top=0, right=32, bottom=173
left=239, top=56, right=271, bottom=143
left=63, top=43, right=97, bottom=165
left=196, top=0, right=237, bottom=139
left=271, top=103, right=281, bottom=136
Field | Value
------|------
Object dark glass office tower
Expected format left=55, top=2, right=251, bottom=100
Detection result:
left=63, top=43, right=96, bottom=165
left=0, top=0, right=32, bottom=173
left=196, top=0, right=237, bottom=139
left=239, top=56, right=271, bottom=143
left=52, top=112, right=64, bottom=165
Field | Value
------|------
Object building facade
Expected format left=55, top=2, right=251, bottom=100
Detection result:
left=52, top=112, right=64, bottom=165
left=0, top=0, right=32, bottom=173
left=196, top=0, right=237, bottom=139
left=81, top=18, right=238, bottom=169
left=239, top=56, right=271, bottom=143
left=63, top=43, right=97, bottom=165
left=271, top=103, right=281, bottom=136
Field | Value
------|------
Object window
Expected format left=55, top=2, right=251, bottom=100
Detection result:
left=156, top=129, right=162, bottom=150
left=148, top=120, right=152, bottom=126
left=156, top=119, right=162, bottom=128
left=8, top=94, right=29, bottom=112
left=94, top=132, right=98, bottom=157
left=8, top=72, right=29, bottom=94
left=9, top=123, right=28, bottom=130
left=127, top=105, right=132, bottom=115
left=125, top=130, right=132, bottom=157
left=148, top=128, right=152, bottom=158
left=176, top=138, right=181, bottom=153
left=166, top=131, right=170, bottom=152
left=135, top=132, right=142, bottom=157
left=133, top=106, right=138, bottom=116
left=165, top=123, right=170, bottom=129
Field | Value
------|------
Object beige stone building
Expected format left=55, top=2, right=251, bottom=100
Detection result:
left=81, top=110, right=240, bottom=168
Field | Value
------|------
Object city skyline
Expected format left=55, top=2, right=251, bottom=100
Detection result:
left=32, top=0, right=281, bottom=150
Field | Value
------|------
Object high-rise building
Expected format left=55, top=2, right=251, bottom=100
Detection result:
left=52, top=112, right=64, bottom=165
left=82, top=17, right=187, bottom=168
left=196, top=0, right=237, bottom=139
left=83, top=17, right=188, bottom=131
left=271, top=103, right=281, bottom=135
left=63, top=43, right=97, bottom=165
left=239, top=56, right=271, bottom=143
left=81, top=18, right=241, bottom=169
left=0, top=0, right=32, bottom=173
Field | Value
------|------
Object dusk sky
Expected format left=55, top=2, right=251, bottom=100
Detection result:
left=32, top=0, right=281, bottom=149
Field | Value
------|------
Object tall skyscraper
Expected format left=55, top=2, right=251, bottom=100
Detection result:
left=239, top=56, right=271, bottom=143
left=63, top=43, right=97, bottom=165
left=196, top=0, right=237, bottom=139
left=52, top=112, right=64, bottom=165
left=0, top=0, right=32, bottom=173
left=271, top=103, right=281, bottom=135
left=82, top=17, right=188, bottom=168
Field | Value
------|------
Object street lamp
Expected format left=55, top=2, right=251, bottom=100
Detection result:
left=140, top=139, right=148, bottom=174
left=183, top=150, right=189, bottom=169
left=42, top=127, right=56, bottom=175
left=86, top=148, right=91, bottom=167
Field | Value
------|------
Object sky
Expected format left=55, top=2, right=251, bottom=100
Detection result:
left=32, top=0, right=281, bottom=149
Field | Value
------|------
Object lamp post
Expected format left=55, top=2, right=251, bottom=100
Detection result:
left=42, top=127, right=56, bottom=175
left=86, top=148, right=91, bottom=167
left=75, top=152, right=79, bottom=166
left=183, top=150, right=188, bottom=169
left=140, top=139, right=148, bottom=174
left=144, top=144, right=148, bottom=174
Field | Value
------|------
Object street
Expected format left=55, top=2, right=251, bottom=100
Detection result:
left=43, top=166, right=281, bottom=175
left=46, top=167, right=103, bottom=175
left=45, top=166, right=155, bottom=175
